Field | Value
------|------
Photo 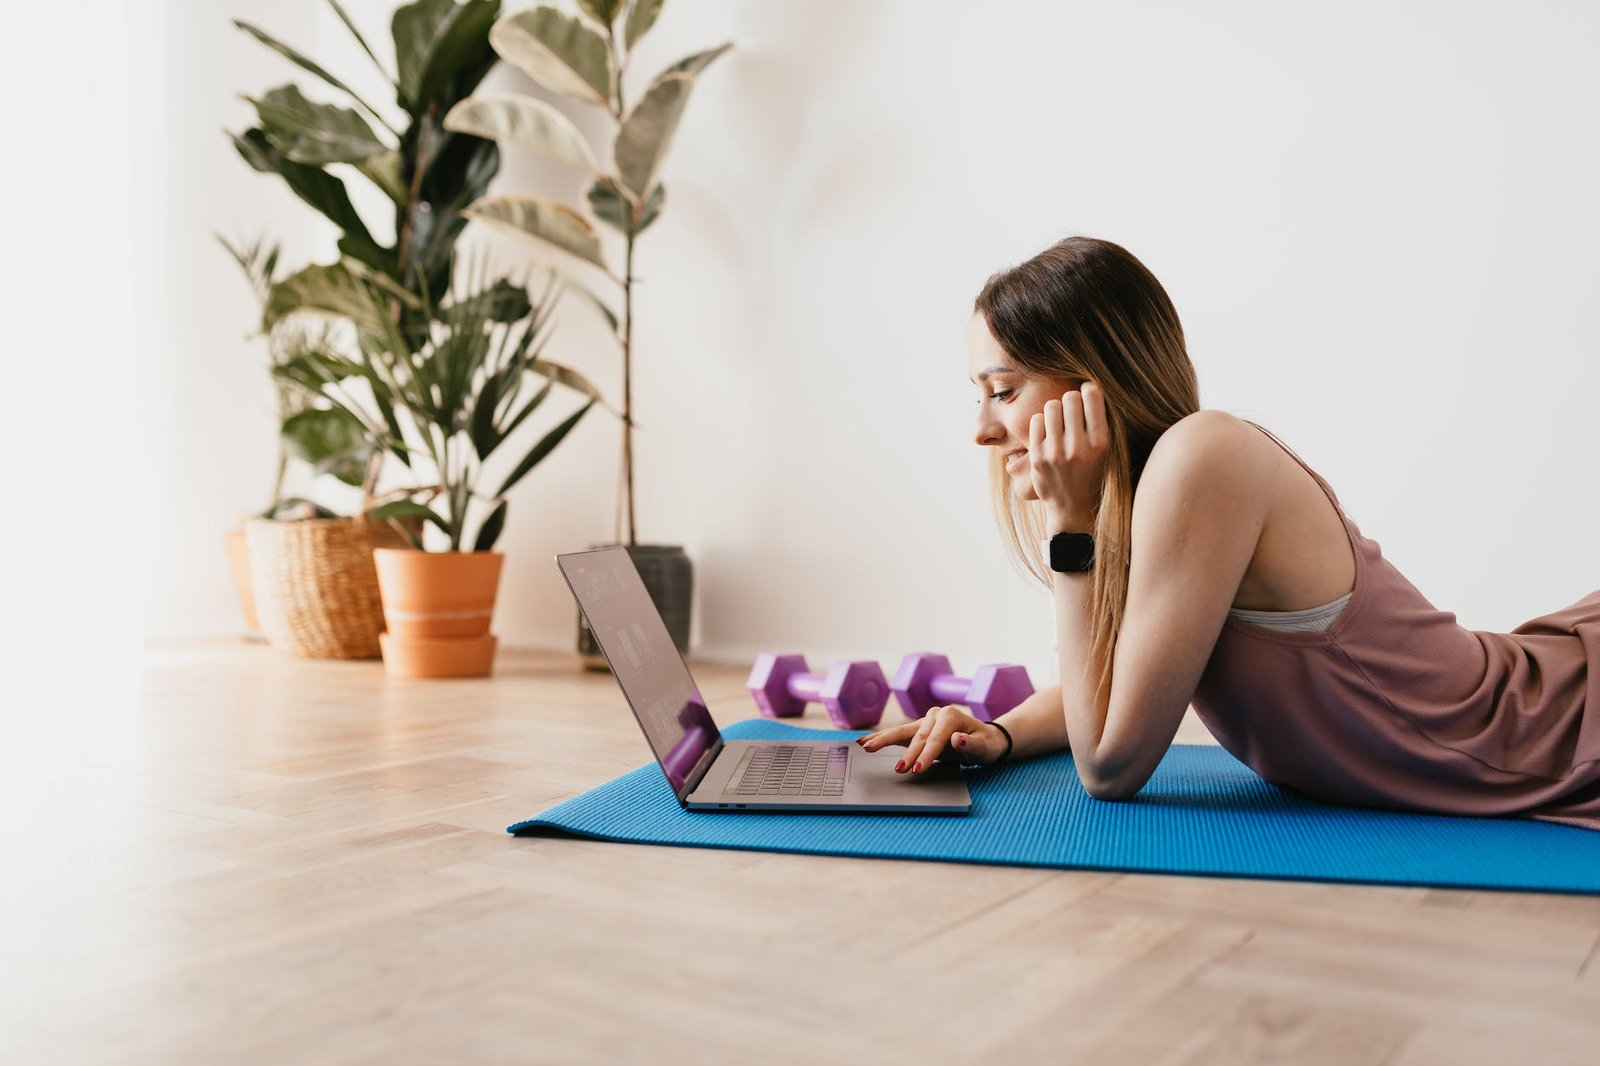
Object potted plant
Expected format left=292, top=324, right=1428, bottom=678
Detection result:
left=281, top=260, right=601, bottom=677
left=225, top=0, right=512, bottom=658
left=438, top=0, right=731, bottom=664
left=217, top=235, right=383, bottom=640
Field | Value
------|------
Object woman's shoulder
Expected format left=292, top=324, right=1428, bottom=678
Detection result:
left=1146, top=409, right=1274, bottom=479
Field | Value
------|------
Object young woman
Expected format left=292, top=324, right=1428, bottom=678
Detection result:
left=859, top=236, right=1600, bottom=830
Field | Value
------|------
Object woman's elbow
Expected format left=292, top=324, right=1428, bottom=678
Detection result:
left=1082, top=775, right=1141, bottom=802
left=1077, top=760, right=1149, bottom=802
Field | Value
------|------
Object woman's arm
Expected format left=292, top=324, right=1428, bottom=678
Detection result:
left=1052, top=409, right=1271, bottom=799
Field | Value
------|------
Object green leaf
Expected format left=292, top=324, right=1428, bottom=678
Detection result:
left=489, top=6, right=613, bottom=110
left=281, top=407, right=373, bottom=485
left=586, top=177, right=631, bottom=233
left=414, top=0, right=501, bottom=111
left=634, top=182, right=665, bottom=235
left=663, top=41, right=732, bottom=78
left=264, top=262, right=389, bottom=334
left=231, top=128, right=379, bottom=248
left=495, top=400, right=595, bottom=498
left=623, top=0, right=664, bottom=52
left=460, top=195, right=609, bottom=272
left=532, top=359, right=603, bottom=401
left=450, top=277, right=533, bottom=324
left=614, top=72, right=690, bottom=197
left=392, top=0, right=454, bottom=109
left=354, top=150, right=408, bottom=202
left=247, top=83, right=389, bottom=166
left=232, top=19, right=398, bottom=137
left=442, top=92, right=599, bottom=172
left=576, top=0, right=624, bottom=28
left=367, top=498, right=451, bottom=537
left=496, top=377, right=553, bottom=445
left=325, top=0, right=396, bottom=86
left=590, top=178, right=664, bottom=236
left=473, top=498, right=508, bottom=551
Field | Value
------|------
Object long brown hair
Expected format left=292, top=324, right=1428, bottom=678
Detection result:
left=974, top=236, right=1200, bottom=697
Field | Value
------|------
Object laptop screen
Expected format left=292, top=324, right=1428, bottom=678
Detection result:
left=556, top=548, right=721, bottom=803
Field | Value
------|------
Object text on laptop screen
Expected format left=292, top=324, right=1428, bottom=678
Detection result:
left=558, top=549, right=719, bottom=797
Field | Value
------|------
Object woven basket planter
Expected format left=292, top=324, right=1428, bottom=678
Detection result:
left=244, top=517, right=410, bottom=659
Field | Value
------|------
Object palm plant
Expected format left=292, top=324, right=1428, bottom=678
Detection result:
left=439, top=0, right=730, bottom=546
left=218, top=233, right=374, bottom=518
left=275, top=259, right=601, bottom=552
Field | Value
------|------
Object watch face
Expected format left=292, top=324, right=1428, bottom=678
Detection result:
left=1049, top=533, right=1095, bottom=573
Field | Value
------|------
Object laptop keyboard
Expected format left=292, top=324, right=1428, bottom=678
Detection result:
left=730, top=744, right=849, bottom=797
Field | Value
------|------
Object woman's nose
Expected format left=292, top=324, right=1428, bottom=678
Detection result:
left=973, top=409, right=1003, bottom=447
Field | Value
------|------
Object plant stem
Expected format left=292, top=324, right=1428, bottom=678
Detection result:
left=622, top=232, right=635, bottom=547
left=614, top=32, right=636, bottom=548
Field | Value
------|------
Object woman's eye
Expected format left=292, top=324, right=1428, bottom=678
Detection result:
left=989, top=390, right=1013, bottom=402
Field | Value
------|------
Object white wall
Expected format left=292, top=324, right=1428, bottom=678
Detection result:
left=141, top=0, right=1600, bottom=684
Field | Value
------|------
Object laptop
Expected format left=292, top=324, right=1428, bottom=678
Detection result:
left=556, top=547, right=972, bottom=814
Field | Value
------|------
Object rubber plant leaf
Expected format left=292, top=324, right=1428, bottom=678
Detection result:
left=623, top=0, right=664, bottom=52
left=354, top=150, right=408, bottom=202
left=411, top=0, right=501, bottom=111
left=460, top=195, right=609, bottom=272
left=489, top=6, right=613, bottom=110
left=614, top=72, right=691, bottom=198
left=586, top=177, right=631, bottom=234
left=576, top=0, right=624, bottom=29
left=663, top=41, right=732, bottom=78
left=246, top=84, right=390, bottom=167
left=634, top=183, right=665, bottom=235
left=495, top=400, right=595, bottom=498
left=230, top=129, right=378, bottom=252
left=442, top=92, right=599, bottom=173
left=391, top=0, right=454, bottom=110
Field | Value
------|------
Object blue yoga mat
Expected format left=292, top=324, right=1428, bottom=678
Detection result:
left=509, top=720, right=1600, bottom=894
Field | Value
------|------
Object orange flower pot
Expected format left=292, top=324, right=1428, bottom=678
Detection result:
left=378, top=633, right=498, bottom=679
left=373, top=549, right=505, bottom=678
left=222, top=528, right=262, bottom=637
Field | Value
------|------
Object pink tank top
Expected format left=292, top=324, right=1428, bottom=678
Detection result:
left=1189, top=423, right=1600, bottom=831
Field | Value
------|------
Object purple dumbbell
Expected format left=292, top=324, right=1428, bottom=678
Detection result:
left=890, top=653, right=1035, bottom=722
left=747, top=654, right=890, bottom=729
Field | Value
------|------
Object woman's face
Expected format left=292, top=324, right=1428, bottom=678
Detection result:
left=968, top=312, right=1080, bottom=503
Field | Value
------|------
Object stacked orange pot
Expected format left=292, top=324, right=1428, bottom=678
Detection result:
left=373, top=549, right=505, bottom=678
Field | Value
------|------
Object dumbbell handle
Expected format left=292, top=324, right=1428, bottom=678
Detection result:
left=788, top=673, right=829, bottom=701
left=928, top=674, right=976, bottom=704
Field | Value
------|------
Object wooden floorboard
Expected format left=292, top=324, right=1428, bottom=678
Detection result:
left=3, top=640, right=1596, bottom=1065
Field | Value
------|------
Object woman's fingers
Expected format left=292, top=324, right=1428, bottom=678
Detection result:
left=909, top=713, right=963, bottom=773
left=1080, top=380, right=1108, bottom=451
left=1062, top=388, right=1085, bottom=457
left=857, top=708, right=969, bottom=773
left=857, top=721, right=919, bottom=751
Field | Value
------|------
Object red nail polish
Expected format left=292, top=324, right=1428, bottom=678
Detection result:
left=913, top=762, right=923, bottom=773
left=895, top=760, right=905, bottom=771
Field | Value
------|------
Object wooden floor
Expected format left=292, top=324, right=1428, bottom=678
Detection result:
left=7, top=641, right=1599, bottom=1066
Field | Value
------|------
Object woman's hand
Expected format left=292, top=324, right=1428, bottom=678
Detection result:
left=856, top=706, right=1008, bottom=774
left=1029, top=380, right=1110, bottom=531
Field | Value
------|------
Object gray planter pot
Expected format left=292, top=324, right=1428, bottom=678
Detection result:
left=577, top=543, right=694, bottom=670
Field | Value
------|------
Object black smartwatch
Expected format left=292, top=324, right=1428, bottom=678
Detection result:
left=1044, top=532, right=1095, bottom=573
